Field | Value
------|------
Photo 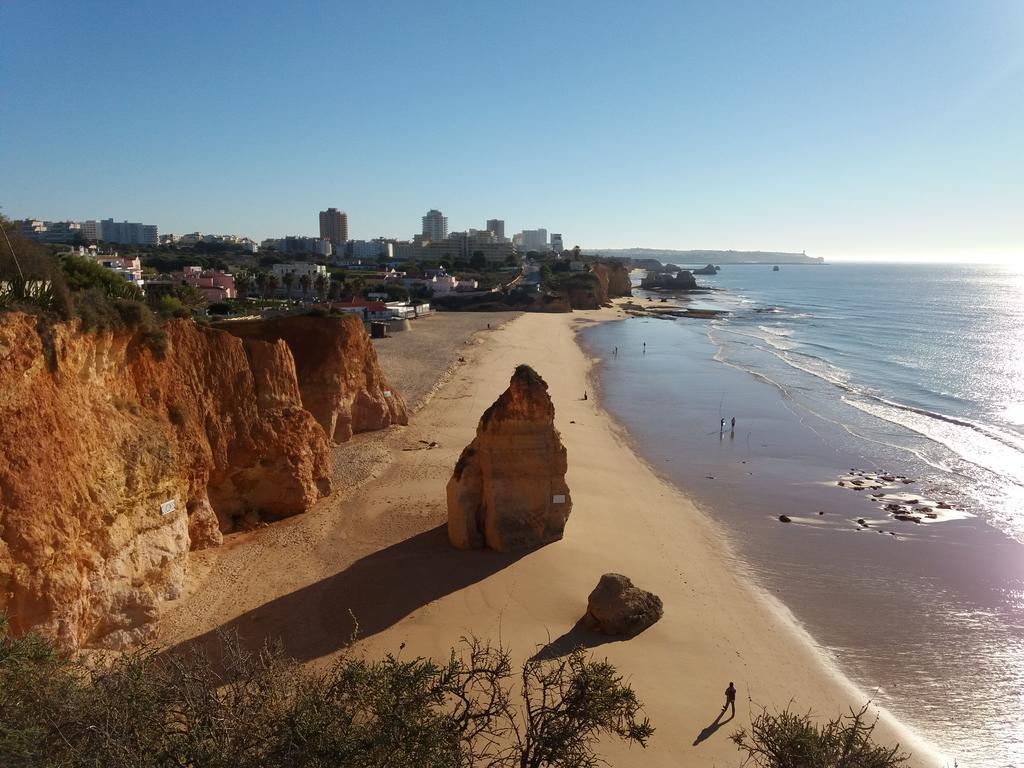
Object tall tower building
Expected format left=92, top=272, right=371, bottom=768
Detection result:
left=486, top=219, right=505, bottom=240
left=319, top=208, right=348, bottom=248
left=422, top=209, right=448, bottom=241
left=550, top=233, right=564, bottom=252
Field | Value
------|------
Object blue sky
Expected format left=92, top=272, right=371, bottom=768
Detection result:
left=2, top=0, right=1022, bottom=260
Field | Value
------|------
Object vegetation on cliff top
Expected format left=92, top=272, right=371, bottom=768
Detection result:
left=2, top=217, right=170, bottom=356
left=0, top=618, right=652, bottom=767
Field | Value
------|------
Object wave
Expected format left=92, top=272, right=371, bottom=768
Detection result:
left=711, top=326, right=1024, bottom=491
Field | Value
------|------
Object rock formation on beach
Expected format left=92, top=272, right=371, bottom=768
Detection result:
left=447, top=365, right=571, bottom=552
left=0, top=311, right=403, bottom=649
left=639, top=269, right=698, bottom=291
left=219, top=314, right=408, bottom=442
left=589, top=261, right=633, bottom=299
left=583, top=573, right=663, bottom=636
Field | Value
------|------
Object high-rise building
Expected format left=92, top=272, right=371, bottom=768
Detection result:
left=550, top=233, right=564, bottom=252
left=516, top=228, right=548, bottom=252
left=421, top=209, right=448, bottom=242
left=319, top=207, right=348, bottom=248
left=98, top=219, right=158, bottom=246
left=486, top=219, right=505, bottom=240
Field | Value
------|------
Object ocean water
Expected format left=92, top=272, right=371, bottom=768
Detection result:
left=582, top=263, right=1024, bottom=767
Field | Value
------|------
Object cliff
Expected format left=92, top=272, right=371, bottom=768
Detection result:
left=589, top=261, right=633, bottom=298
left=447, top=365, right=571, bottom=552
left=220, top=314, right=408, bottom=442
left=0, top=311, right=402, bottom=649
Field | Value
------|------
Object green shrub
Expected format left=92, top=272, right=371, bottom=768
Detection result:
left=732, top=704, right=911, bottom=768
left=60, top=255, right=142, bottom=301
left=0, top=618, right=653, bottom=768
left=155, top=295, right=189, bottom=319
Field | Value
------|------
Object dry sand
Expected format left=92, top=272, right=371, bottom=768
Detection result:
left=161, top=306, right=943, bottom=767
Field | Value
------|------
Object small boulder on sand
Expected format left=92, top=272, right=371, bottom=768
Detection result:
left=583, top=573, right=663, bottom=636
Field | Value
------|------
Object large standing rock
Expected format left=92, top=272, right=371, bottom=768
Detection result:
left=447, top=365, right=571, bottom=552
left=583, top=573, right=663, bottom=636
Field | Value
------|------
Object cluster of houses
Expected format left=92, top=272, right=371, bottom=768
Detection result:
left=66, top=247, right=499, bottom=325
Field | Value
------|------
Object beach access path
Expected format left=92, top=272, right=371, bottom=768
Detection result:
left=160, top=305, right=941, bottom=767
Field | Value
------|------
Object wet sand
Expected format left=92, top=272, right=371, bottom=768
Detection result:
left=160, top=306, right=942, bottom=766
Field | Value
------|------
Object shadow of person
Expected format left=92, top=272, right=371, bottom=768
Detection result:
left=692, top=708, right=734, bottom=746
left=162, top=524, right=532, bottom=667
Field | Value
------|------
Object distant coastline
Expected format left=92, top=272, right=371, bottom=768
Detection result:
left=590, top=247, right=824, bottom=265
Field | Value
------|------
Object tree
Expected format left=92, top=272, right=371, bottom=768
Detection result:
left=313, top=273, right=327, bottom=300
left=235, top=272, right=251, bottom=300
left=327, top=280, right=342, bottom=301
left=266, top=273, right=280, bottom=298
left=282, top=272, right=295, bottom=299
left=254, top=271, right=269, bottom=299
left=505, top=252, right=520, bottom=267
left=470, top=250, right=488, bottom=271
left=0, top=217, right=72, bottom=318
left=174, top=283, right=207, bottom=310
left=299, top=273, right=312, bottom=298
left=731, top=704, right=911, bottom=768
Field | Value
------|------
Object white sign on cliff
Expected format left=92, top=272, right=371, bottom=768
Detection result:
left=160, top=499, right=176, bottom=516
left=552, top=494, right=566, bottom=504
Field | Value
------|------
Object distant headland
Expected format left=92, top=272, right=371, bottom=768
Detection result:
left=590, top=248, right=824, bottom=265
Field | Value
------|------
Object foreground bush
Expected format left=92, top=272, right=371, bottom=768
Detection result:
left=731, top=703, right=910, bottom=768
left=0, top=619, right=652, bottom=767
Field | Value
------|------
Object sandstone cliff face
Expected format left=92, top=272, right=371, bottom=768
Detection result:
left=589, top=262, right=633, bottom=299
left=447, top=365, right=571, bottom=552
left=0, top=311, right=401, bottom=649
left=220, top=314, right=408, bottom=443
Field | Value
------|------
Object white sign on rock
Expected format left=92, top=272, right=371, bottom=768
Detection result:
left=552, top=494, right=566, bottom=504
left=160, top=499, right=176, bottom=516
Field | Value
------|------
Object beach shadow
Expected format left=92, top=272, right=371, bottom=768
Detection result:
left=692, top=708, right=734, bottom=746
left=164, top=525, right=531, bottom=665
left=529, top=618, right=649, bottom=661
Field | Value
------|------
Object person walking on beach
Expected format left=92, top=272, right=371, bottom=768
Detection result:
left=730, top=416, right=736, bottom=431
left=720, top=417, right=725, bottom=433
left=722, top=682, right=736, bottom=717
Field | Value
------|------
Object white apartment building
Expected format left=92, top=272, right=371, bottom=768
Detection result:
left=421, top=209, right=448, bottom=242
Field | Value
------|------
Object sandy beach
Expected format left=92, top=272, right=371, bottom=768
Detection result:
left=160, top=306, right=942, bottom=766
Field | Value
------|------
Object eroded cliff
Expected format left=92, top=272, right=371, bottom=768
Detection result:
left=220, top=314, right=408, bottom=442
left=0, top=311, right=403, bottom=649
left=589, top=261, right=633, bottom=299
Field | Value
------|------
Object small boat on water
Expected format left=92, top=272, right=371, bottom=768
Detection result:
left=772, top=265, right=780, bottom=271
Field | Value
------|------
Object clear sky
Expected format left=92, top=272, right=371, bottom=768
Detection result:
left=2, top=0, right=1022, bottom=261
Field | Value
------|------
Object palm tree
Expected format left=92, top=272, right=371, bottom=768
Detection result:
left=266, top=273, right=280, bottom=299
left=255, top=271, right=269, bottom=299
left=235, top=272, right=251, bottom=300
left=314, top=273, right=327, bottom=301
left=327, top=280, right=342, bottom=301
left=299, top=273, right=312, bottom=299
left=282, top=272, right=295, bottom=299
